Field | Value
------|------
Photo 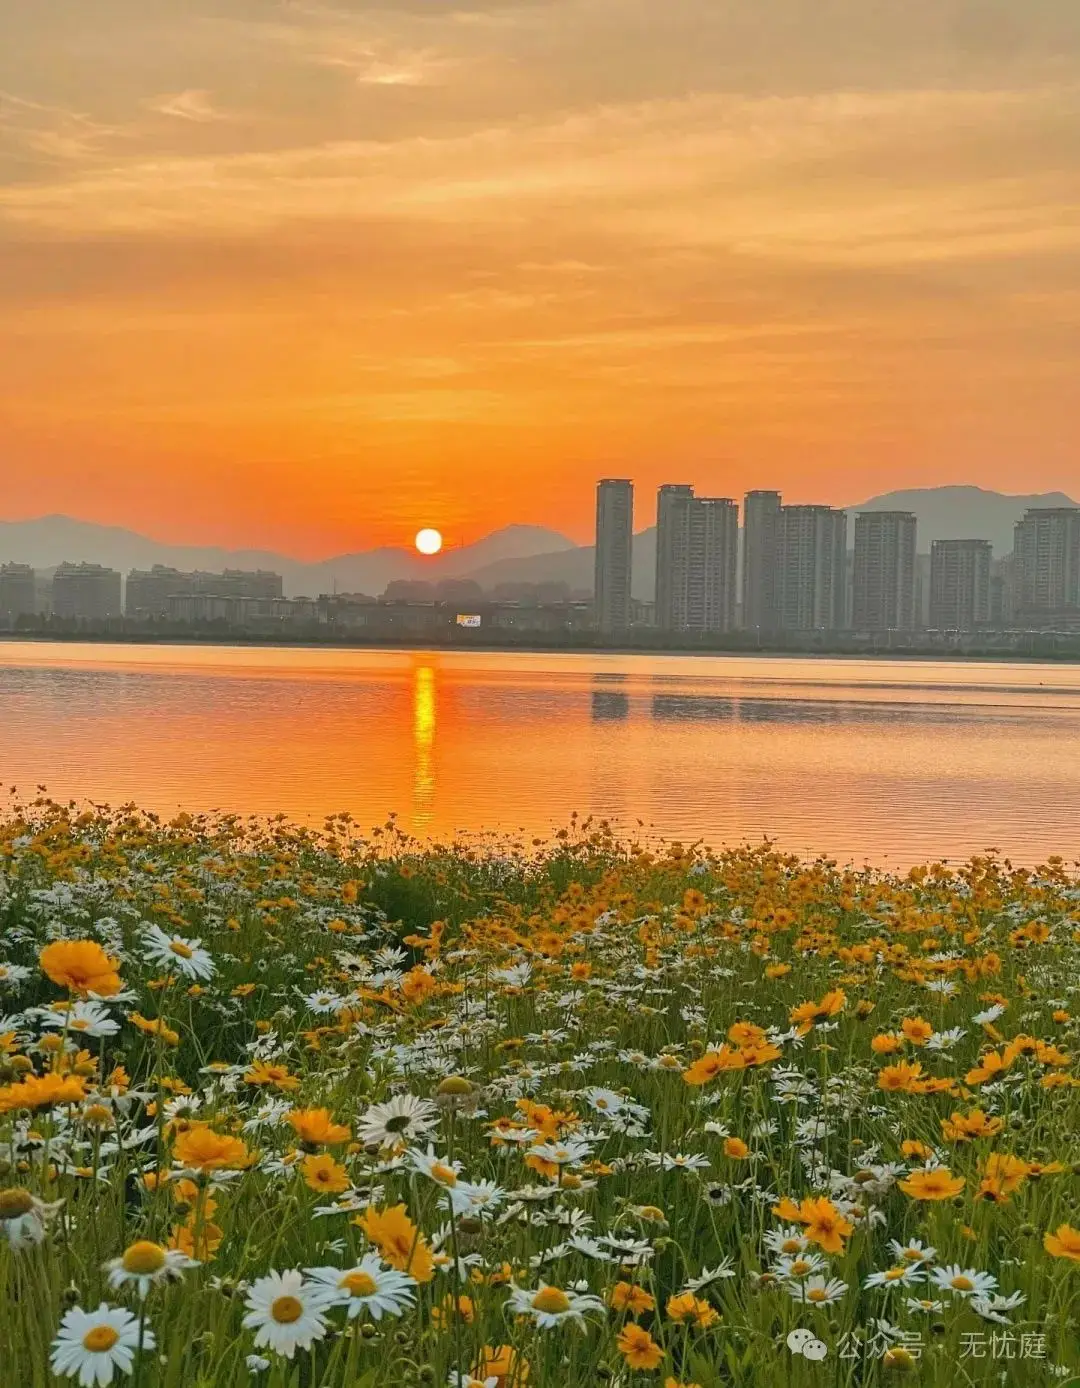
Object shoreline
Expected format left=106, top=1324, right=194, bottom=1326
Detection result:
left=2, top=629, right=1080, bottom=664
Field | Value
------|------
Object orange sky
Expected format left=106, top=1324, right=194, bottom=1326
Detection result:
left=2, top=1, right=1080, bottom=559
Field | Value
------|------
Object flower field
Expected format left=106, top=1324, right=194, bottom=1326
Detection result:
left=1, top=799, right=1078, bottom=1387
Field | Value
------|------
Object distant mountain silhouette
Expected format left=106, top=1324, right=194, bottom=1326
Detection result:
left=844, top=486, right=1078, bottom=555
left=3, top=487, right=1074, bottom=602
left=465, top=485, right=1078, bottom=599
left=0, top=516, right=574, bottom=598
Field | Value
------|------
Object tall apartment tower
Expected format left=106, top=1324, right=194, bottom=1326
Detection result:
left=654, top=485, right=739, bottom=632
left=929, top=540, right=992, bottom=631
left=852, top=511, right=918, bottom=630
left=0, top=562, right=36, bottom=622
left=1012, top=507, right=1080, bottom=625
left=775, top=505, right=848, bottom=630
left=51, top=562, right=123, bottom=620
left=742, top=489, right=781, bottom=631
left=594, top=479, right=634, bottom=632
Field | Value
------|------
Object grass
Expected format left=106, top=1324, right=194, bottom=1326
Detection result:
left=0, top=797, right=1078, bottom=1387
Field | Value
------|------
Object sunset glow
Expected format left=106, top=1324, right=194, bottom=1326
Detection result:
left=2, top=3, right=1080, bottom=556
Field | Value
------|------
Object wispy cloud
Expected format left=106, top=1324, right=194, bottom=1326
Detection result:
left=145, top=90, right=232, bottom=123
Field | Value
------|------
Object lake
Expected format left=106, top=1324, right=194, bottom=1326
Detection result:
left=1, top=641, right=1078, bottom=867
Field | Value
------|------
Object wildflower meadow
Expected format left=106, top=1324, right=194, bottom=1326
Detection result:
left=1, top=798, right=1078, bottom=1387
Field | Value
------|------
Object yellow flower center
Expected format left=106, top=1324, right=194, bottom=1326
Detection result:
left=885, top=1267, right=906, bottom=1281
left=83, top=1326, right=120, bottom=1353
left=781, top=1238, right=802, bottom=1254
left=431, top=1163, right=458, bottom=1186
left=341, top=1271, right=378, bottom=1297
left=531, top=1287, right=571, bottom=1314
left=169, top=941, right=194, bottom=959
left=271, top=1295, right=305, bottom=1324
left=950, top=1275, right=974, bottom=1291
left=122, top=1241, right=167, bottom=1275
left=0, top=1188, right=34, bottom=1218
left=807, top=1288, right=827, bottom=1302
left=70, top=1020, right=90, bottom=1031
left=790, top=1260, right=811, bottom=1276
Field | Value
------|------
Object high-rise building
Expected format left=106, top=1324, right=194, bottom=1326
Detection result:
left=594, top=479, right=634, bottom=632
left=51, top=562, right=122, bottom=620
left=775, top=505, right=847, bottom=630
left=929, top=540, right=992, bottom=631
left=654, top=486, right=738, bottom=632
left=126, top=565, right=285, bottom=616
left=852, top=511, right=917, bottom=630
left=742, top=489, right=781, bottom=631
left=1012, top=507, right=1080, bottom=627
left=655, top=485, right=695, bottom=630
left=0, top=562, right=36, bottom=622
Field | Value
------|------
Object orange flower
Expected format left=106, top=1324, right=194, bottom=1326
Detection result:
left=723, top=1137, right=750, bottom=1160
left=940, top=1109, right=1004, bottom=1142
left=871, top=1032, right=903, bottom=1055
left=129, top=1013, right=180, bottom=1046
left=244, top=1061, right=300, bottom=1092
left=899, top=1167, right=965, bottom=1201
left=358, top=1204, right=435, bottom=1282
left=0, top=1072, right=87, bottom=1113
left=473, top=1345, right=528, bottom=1386
left=617, top=1323, right=664, bottom=1371
left=608, top=1282, right=656, bottom=1315
left=666, top=1294, right=719, bottom=1328
left=286, top=1108, right=351, bottom=1146
left=173, top=1123, right=251, bottom=1172
left=977, top=1153, right=1029, bottom=1202
left=39, top=940, right=121, bottom=997
left=901, top=1017, right=934, bottom=1046
left=301, top=1153, right=350, bottom=1194
left=878, top=1060, right=928, bottom=1093
left=798, top=1197, right=854, bottom=1254
left=682, top=1046, right=745, bottom=1085
left=1044, top=1224, right=1080, bottom=1261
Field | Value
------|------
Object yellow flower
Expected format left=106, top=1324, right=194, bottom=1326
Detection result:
left=301, top=1153, right=350, bottom=1194
left=723, top=1137, right=750, bottom=1160
left=286, top=1108, right=351, bottom=1146
left=899, top=1167, right=965, bottom=1201
left=358, top=1204, right=435, bottom=1283
left=0, top=1072, right=87, bottom=1113
left=608, top=1282, right=655, bottom=1315
left=39, top=940, right=121, bottom=997
left=1044, top=1224, right=1080, bottom=1261
left=173, top=1124, right=251, bottom=1172
left=617, top=1323, right=664, bottom=1371
left=244, top=1061, right=300, bottom=1091
left=798, top=1197, right=854, bottom=1254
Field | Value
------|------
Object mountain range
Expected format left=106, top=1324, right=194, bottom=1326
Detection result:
left=1, top=486, right=1075, bottom=599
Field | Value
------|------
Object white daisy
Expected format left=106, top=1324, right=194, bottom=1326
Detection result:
left=357, top=1095, right=438, bottom=1149
left=306, top=1254, right=416, bottom=1320
left=141, top=924, right=216, bottom=981
left=36, top=1000, right=121, bottom=1039
left=242, top=1270, right=333, bottom=1358
left=105, top=1240, right=198, bottom=1298
left=0, top=961, right=32, bottom=987
left=863, top=1264, right=923, bottom=1290
left=787, top=1275, right=849, bottom=1305
left=887, top=1238, right=936, bottom=1265
left=505, top=1282, right=605, bottom=1328
left=50, top=1302, right=153, bottom=1386
left=528, top=1138, right=593, bottom=1167
left=929, top=1265, right=998, bottom=1299
left=407, top=1145, right=462, bottom=1188
left=447, top=1179, right=506, bottom=1217
left=0, top=1187, right=63, bottom=1250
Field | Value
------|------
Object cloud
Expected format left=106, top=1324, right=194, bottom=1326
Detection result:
left=146, top=90, right=230, bottom=123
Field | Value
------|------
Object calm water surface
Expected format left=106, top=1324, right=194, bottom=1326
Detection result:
left=1, top=642, right=1079, bottom=866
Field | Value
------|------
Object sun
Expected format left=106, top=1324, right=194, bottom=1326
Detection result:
left=415, top=528, right=443, bottom=556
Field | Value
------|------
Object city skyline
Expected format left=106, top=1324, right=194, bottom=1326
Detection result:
left=4, top=3, right=1080, bottom=554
